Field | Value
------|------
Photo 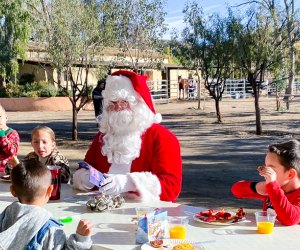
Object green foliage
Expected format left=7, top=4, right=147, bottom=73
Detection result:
left=2, top=83, right=22, bottom=97
left=86, top=85, right=93, bottom=100
left=0, top=81, right=66, bottom=98
left=106, top=0, right=167, bottom=71
left=0, top=0, right=32, bottom=82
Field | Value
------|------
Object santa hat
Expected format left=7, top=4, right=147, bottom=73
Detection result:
left=109, top=70, right=162, bottom=123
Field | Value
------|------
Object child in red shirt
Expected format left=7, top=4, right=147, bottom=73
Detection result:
left=0, top=105, right=19, bottom=173
left=231, top=140, right=300, bottom=226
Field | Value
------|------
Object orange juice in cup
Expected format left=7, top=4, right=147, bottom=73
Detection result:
left=255, top=211, right=276, bottom=234
left=257, top=221, right=274, bottom=234
left=169, top=224, right=187, bottom=239
left=168, top=217, right=188, bottom=239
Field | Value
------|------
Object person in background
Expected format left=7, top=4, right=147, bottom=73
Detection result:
left=178, top=76, right=184, bottom=99
left=184, top=79, right=189, bottom=99
left=73, top=70, right=182, bottom=202
left=0, top=104, right=19, bottom=174
left=92, top=79, right=106, bottom=119
left=231, top=140, right=300, bottom=226
left=0, top=160, right=93, bottom=249
left=188, top=78, right=196, bottom=99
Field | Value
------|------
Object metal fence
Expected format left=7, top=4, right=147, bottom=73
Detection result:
left=147, top=80, right=169, bottom=103
left=223, top=79, right=247, bottom=98
left=147, top=76, right=300, bottom=102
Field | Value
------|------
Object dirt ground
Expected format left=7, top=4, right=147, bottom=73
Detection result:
left=6, top=96, right=300, bottom=214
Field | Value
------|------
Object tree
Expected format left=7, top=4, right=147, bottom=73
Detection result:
left=0, top=0, right=32, bottom=83
left=235, top=1, right=300, bottom=109
left=172, top=1, right=237, bottom=122
left=282, top=0, right=300, bottom=108
left=107, top=0, right=167, bottom=72
left=232, top=3, right=285, bottom=135
left=32, top=0, right=115, bottom=140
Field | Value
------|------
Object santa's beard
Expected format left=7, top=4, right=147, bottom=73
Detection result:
left=99, top=102, right=154, bottom=164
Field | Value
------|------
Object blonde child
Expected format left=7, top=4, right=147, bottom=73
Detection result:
left=24, top=126, right=71, bottom=183
left=0, top=160, right=93, bottom=249
left=0, top=104, right=19, bottom=173
left=231, top=140, right=300, bottom=226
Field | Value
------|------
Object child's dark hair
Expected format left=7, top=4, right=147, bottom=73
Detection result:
left=268, top=140, right=300, bottom=177
left=11, top=159, right=51, bottom=202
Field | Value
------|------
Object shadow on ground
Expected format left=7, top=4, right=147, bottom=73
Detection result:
left=7, top=97, right=300, bottom=212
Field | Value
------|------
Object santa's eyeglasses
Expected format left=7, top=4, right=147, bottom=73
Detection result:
left=107, top=100, right=130, bottom=111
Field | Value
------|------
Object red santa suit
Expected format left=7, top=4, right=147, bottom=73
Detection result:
left=84, top=123, right=182, bottom=202
left=73, top=70, right=182, bottom=202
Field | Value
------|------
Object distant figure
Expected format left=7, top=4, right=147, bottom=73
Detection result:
left=188, top=79, right=196, bottom=99
left=92, top=79, right=105, bottom=118
left=184, top=79, right=189, bottom=99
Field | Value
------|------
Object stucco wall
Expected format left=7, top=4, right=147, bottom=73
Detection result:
left=0, top=97, right=93, bottom=111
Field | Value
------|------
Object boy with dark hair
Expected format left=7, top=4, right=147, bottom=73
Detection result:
left=0, top=160, right=93, bottom=249
left=232, top=140, right=300, bottom=226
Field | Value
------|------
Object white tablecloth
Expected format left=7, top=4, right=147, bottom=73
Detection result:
left=1, top=182, right=300, bottom=250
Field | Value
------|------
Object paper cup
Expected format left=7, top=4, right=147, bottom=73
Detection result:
left=255, top=211, right=276, bottom=234
left=48, top=165, right=61, bottom=200
left=168, top=217, right=188, bottom=239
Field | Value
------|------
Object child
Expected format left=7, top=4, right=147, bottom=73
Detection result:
left=231, top=140, right=300, bottom=226
left=0, top=104, right=19, bottom=173
left=24, top=126, right=71, bottom=183
left=0, top=160, right=93, bottom=249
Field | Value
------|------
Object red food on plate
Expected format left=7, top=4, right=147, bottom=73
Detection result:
left=150, top=239, right=163, bottom=248
left=196, top=208, right=246, bottom=223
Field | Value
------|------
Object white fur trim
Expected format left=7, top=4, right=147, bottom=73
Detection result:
left=126, top=172, right=161, bottom=201
left=103, top=75, right=140, bottom=103
left=154, top=113, right=162, bottom=123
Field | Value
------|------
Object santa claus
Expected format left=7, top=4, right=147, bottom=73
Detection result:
left=73, top=70, right=182, bottom=202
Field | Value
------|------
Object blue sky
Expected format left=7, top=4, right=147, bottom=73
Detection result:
left=165, top=0, right=300, bottom=39
left=165, top=0, right=248, bottom=39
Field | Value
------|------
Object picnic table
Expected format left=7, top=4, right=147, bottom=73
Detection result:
left=1, top=182, right=300, bottom=250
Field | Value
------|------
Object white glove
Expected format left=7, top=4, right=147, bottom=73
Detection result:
left=99, top=174, right=136, bottom=195
left=72, top=168, right=95, bottom=191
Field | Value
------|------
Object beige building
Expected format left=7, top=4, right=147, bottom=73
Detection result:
left=17, top=42, right=198, bottom=100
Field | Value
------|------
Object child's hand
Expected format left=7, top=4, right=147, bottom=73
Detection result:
left=6, top=156, right=19, bottom=169
left=258, top=166, right=276, bottom=184
left=76, top=219, right=93, bottom=236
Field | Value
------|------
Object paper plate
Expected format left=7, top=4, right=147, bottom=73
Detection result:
left=193, top=212, right=246, bottom=226
left=141, top=239, right=205, bottom=250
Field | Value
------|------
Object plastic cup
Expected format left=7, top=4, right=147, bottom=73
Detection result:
left=135, top=207, right=152, bottom=219
left=168, top=217, right=188, bottom=239
left=48, top=165, right=61, bottom=200
left=255, top=211, right=276, bottom=234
